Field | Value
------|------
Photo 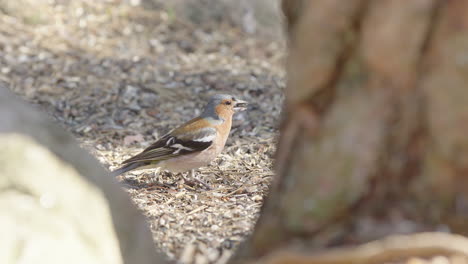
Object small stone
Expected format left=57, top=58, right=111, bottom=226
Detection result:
left=252, top=195, right=262, bottom=202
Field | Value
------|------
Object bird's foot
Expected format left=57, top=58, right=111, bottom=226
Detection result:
left=192, top=177, right=212, bottom=190
left=146, top=181, right=177, bottom=189
left=121, top=175, right=139, bottom=186
left=147, top=172, right=178, bottom=188
left=182, top=174, right=212, bottom=190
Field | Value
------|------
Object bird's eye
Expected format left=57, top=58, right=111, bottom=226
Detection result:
left=225, top=101, right=232, bottom=105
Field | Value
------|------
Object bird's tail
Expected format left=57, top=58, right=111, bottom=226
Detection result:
left=110, top=162, right=146, bottom=177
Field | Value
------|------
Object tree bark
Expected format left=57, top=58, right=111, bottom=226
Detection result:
left=232, top=0, right=468, bottom=263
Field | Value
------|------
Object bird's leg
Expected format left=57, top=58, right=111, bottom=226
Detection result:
left=181, top=170, right=211, bottom=190
left=144, top=167, right=160, bottom=185
left=180, top=171, right=196, bottom=187
left=181, top=171, right=191, bottom=183
left=120, top=174, right=139, bottom=188
left=190, top=169, right=212, bottom=190
left=142, top=169, right=176, bottom=188
left=153, top=167, right=161, bottom=183
left=153, top=171, right=158, bottom=182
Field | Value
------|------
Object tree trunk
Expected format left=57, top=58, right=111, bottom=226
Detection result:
left=232, top=0, right=468, bottom=263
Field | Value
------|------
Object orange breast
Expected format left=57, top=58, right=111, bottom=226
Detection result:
left=214, top=115, right=233, bottom=153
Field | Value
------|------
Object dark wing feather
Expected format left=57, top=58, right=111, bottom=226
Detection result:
left=122, top=127, right=216, bottom=164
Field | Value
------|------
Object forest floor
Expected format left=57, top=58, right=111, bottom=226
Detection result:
left=0, top=0, right=285, bottom=263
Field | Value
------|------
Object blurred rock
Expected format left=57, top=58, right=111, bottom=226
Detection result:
left=0, top=0, right=53, bottom=24
left=0, top=87, right=165, bottom=264
left=0, top=134, right=123, bottom=264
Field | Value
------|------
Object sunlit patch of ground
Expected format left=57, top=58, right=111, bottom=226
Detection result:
left=0, top=0, right=285, bottom=262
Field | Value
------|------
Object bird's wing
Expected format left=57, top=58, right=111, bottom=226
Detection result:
left=122, top=120, right=216, bottom=164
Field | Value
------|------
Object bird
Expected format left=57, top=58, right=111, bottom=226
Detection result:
left=111, top=94, right=248, bottom=188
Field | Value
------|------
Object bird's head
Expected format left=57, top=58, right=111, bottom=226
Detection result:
left=202, top=94, right=248, bottom=120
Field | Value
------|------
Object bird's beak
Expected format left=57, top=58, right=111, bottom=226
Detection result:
left=233, top=99, right=248, bottom=112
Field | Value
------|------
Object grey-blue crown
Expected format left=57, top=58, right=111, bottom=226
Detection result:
left=209, top=94, right=235, bottom=102
left=202, top=94, right=236, bottom=118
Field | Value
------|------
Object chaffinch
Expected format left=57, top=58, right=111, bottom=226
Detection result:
left=111, top=94, right=248, bottom=187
